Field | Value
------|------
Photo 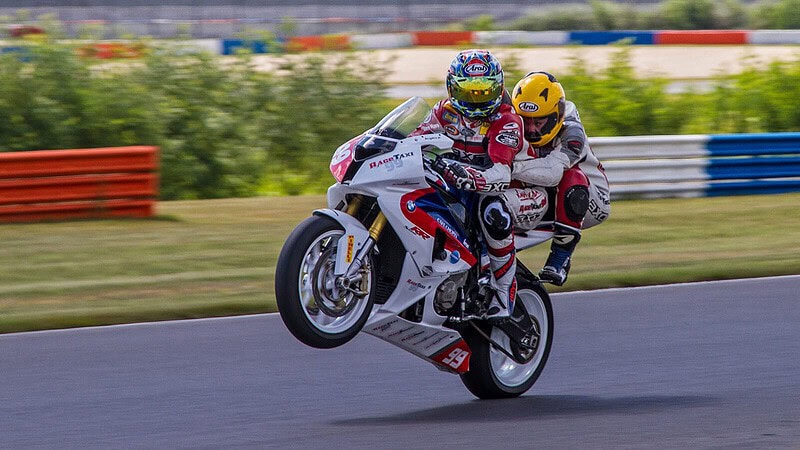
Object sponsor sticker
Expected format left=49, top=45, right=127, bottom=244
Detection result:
left=518, top=101, right=539, bottom=113
left=495, top=130, right=520, bottom=148
left=589, top=199, right=609, bottom=222
left=519, top=203, right=533, bottom=213
left=406, top=278, right=428, bottom=292
left=518, top=189, right=546, bottom=203
left=483, top=182, right=510, bottom=192
left=419, top=134, right=446, bottom=141
left=369, top=152, right=414, bottom=172
left=435, top=217, right=459, bottom=239
left=345, top=235, right=355, bottom=263
left=409, top=226, right=431, bottom=240
left=443, top=111, right=459, bottom=124
left=371, top=318, right=399, bottom=334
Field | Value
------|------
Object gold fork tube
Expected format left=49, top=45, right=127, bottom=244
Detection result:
left=345, top=195, right=363, bottom=216
left=368, top=212, right=387, bottom=241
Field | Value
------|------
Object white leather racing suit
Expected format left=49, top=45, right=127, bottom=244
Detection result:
left=512, top=100, right=610, bottom=229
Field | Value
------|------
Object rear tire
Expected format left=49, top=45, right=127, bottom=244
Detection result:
left=460, top=280, right=554, bottom=399
left=275, top=215, right=375, bottom=349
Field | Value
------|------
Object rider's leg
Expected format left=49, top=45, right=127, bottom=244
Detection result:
left=582, top=183, right=611, bottom=230
left=479, top=195, right=516, bottom=319
left=540, top=167, right=590, bottom=286
left=479, top=188, right=547, bottom=319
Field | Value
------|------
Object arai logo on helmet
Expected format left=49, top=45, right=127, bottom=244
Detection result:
left=464, top=61, right=489, bottom=76
left=518, top=101, right=539, bottom=113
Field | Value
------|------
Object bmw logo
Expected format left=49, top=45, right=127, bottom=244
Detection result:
left=449, top=250, right=461, bottom=264
left=406, top=201, right=416, bottom=212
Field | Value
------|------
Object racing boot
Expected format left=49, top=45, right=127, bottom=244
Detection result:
left=485, top=275, right=517, bottom=322
left=539, top=223, right=581, bottom=286
left=483, top=244, right=517, bottom=322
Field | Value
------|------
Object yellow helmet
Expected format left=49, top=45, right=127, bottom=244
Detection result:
left=511, top=72, right=566, bottom=146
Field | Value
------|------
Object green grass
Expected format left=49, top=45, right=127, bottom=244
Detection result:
left=1, top=193, right=799, bottom=333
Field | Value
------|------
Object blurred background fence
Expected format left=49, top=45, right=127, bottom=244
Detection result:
left=0, top=1, right=596, bottom=38
left=215, top=29, right=800, bottom=53
left=594, top=133, right=800, bottom=199
left=5, top=0, right=799, bottom=39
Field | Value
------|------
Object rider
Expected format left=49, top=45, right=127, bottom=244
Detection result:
left=413, top=49, right=548, bottom=320
left=510, top=71, right=611, bottom=286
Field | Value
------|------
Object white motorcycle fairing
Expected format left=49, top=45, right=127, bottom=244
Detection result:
left=321, top=133, right=477, bottom=373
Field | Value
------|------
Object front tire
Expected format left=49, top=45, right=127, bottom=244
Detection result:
left=275, top=215, right=375, bottom=349
left=460, top=280, right=554, bottom=399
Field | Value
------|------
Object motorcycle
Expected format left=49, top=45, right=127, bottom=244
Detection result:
left=275, top=97, right=554, bottom=399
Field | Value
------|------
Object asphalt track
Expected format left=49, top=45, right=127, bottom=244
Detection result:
left=1, top=276, right=799, bottom=448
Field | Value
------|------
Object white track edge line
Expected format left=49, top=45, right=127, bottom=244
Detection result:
left=3, top=275, right=798, bottom=337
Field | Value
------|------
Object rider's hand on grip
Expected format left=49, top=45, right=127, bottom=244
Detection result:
left=430, top=157, right=449, bottom=177
left=431, top=158, right=484, bottom=191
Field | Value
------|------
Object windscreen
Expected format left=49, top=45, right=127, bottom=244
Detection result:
left=370, top=97, right=433, bottom=140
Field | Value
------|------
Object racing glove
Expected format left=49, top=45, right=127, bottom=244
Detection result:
left=432, top=158, right=485, bottom=191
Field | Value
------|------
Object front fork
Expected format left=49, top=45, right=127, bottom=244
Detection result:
left=337, top=195, right=386, bottom=295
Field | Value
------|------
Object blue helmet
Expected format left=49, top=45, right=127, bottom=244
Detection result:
left=446, top=49, right=504, bottom=119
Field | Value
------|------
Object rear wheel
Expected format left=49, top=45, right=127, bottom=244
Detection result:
left=275, top=215, right=375, bottom=349
left=460, top=280, right=554, bottom=399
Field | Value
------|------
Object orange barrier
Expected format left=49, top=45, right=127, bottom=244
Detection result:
left=411, top=31, right=475, bottom=46
left=8, top=25, right=45, bottom=38
left=655, top=30, right=748, bottom=45
left=77, top=42, right=145, bottom=59
left=0, top=146, right=159, bottom=222
left=286, top=35, right=351, bottom=52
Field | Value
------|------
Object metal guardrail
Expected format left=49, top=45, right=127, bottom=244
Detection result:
left=590, top=133, right=800, bottom=199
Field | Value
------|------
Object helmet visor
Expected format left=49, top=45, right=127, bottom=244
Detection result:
left=449, top=76, right=503, bottom=104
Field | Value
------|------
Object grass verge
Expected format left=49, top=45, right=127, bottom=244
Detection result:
left=1, top=193, right=799, bottom=333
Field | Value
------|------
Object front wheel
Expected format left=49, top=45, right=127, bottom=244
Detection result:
left=275, top=215, right=375, bottom=349
left=460, top=280, right=554, bottom=399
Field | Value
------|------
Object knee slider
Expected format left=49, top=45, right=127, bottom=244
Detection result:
left=480, top=197, right=513, bottom=241
left=564, top=185, right=590, bottom=223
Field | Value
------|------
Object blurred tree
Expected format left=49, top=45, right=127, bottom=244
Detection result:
left=661, top=0, right=717, bottom=29
left=464, top=14, right=496, bottom=31
left=750, top=0, right=800, bottom=29
left=591, top=0, right=618, bottom=31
